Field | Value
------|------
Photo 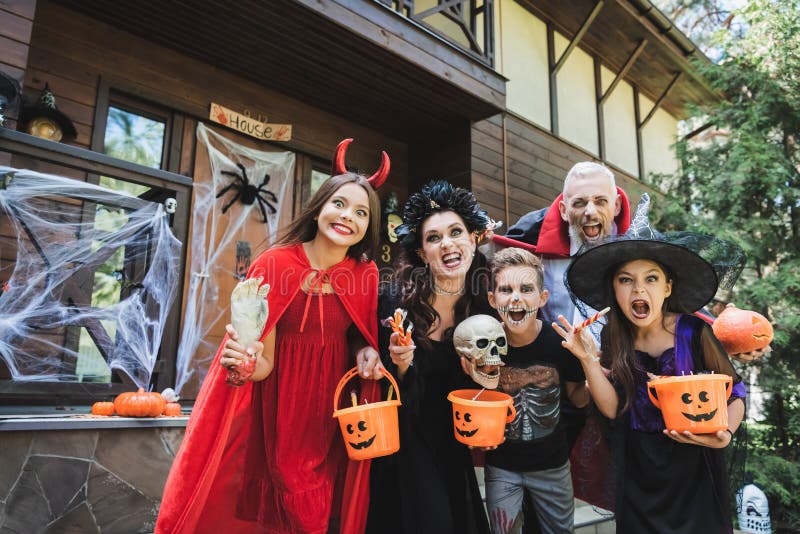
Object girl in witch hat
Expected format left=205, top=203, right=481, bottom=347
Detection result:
left=156, top=139, right=389, bottom=534
left=553, top=194, right=746, bottom=533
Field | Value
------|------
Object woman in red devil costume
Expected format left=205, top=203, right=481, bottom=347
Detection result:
left=155, top=140, right=390, bottom=534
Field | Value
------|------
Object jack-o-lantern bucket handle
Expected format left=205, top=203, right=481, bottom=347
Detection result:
left=506, top=403, right=517, bottom=423
left=647, top=385, right=661, bottom=409
left=333, top=366, right=402, bottom=413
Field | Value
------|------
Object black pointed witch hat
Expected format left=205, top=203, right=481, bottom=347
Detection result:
left=565, top=194, right=745, bottom=313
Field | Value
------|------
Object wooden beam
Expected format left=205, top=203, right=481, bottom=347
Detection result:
left=595, top=58, right=605, bottom=160
left=547, top=24, right=558, bottom=136
left=639, top=72, right=682, bottom=129
left=552, top=0, right=604, bottom=76
left=600, top=39, right=647, bottom=105
left=634, top=86, right=644, bottom=179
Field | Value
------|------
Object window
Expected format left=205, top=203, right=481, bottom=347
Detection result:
left=0, top=86, right=188, bottom=407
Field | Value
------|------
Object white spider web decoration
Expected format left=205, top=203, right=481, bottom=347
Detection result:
left=174, top=123, right=294, bottom=395
left=0, top=167, right=181, bottom=387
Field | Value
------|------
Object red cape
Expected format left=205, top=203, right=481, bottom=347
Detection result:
left=156, top=244, right=379, bottom=534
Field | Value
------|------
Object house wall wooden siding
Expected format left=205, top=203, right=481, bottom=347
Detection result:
left=0, top=0, right=36, bottom=165
left=23, top=2, right=411, bottom=190
left=472, top=113, right=657, bottom=225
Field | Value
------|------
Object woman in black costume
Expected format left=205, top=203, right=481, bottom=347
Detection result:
left=366, top=180, right=494, bottom=534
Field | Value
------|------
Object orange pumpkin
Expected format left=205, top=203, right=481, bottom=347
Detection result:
left=163, top=402, right=182, bottom=416
left=114, top=388, right=166, bottom=417
left=713, top=306, right=773, bottom=354
left=91, top=401, right=115, bottom=416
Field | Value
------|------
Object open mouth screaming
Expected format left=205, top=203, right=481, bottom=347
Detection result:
left=498, top=305, right=536, bottom=325
left=631, top=299, right=650, bottom=319
left=441, top=251, right=464, bottom=270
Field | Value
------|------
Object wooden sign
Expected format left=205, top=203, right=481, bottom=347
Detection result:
left=209, top=103, right=292, bottom=141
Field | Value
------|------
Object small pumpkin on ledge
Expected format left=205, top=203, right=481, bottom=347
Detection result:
left=91, top=401, right=115, bottom=416
left=163, top=402, right=182, bottom=416
left=114, top=388, right=166, bottom=417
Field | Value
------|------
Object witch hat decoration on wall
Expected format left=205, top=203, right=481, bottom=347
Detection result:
left=0, top=71, right=20, bottom=127
left=20, top=83, right=77, bottom=142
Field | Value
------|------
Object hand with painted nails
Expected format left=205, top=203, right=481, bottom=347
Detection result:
left=221, top=323, right=272, bottom=386
left=388, top=331, right=415, bottom=379
left=356, top=346, right=384, bottom=380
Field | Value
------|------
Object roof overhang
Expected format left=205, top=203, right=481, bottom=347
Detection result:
left=50, top=0, right=506, bottom=137
left=519, top=0, right=720, bottom=119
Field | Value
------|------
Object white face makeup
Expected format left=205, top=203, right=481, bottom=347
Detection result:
left=489, top=265, right=549, bottom=334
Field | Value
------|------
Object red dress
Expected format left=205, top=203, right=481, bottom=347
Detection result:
left=250, top=290, right=353, bottom=532
left=155, top=244, right=379, bottom=534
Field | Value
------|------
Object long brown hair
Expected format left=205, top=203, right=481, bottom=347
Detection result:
left=273, top=172, right=381, bottom=259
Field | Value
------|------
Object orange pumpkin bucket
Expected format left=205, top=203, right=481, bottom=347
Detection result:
left=333, top=366, right=402, bottom=461
left=647, top=374, right=732, bottom=433
left=447, top=389, right=517, bottom=447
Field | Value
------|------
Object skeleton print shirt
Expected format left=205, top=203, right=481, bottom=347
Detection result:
left=485, top=327, right=585, bottom=472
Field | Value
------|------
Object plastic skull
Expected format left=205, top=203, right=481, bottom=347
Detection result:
left=164, top=197, right=177, bottom=214
left=737, top=484, right=771, bottom=534
left=453, top=314, right=507, bottom=389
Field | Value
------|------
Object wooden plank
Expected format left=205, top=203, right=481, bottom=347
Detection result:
left=25, top=68, right=97, bottom=107
left=26, top=46, right=99, bottom=87
left=0, top=8, right=33, bottom=43
left=552, top=1, right=604, bottom=76
left=472, top=117, right=504, bottom=140
left=471, top=142, right=504, bottom=168
left=0, top=35, right=29, bottom=69
left=0, top=0, right=37, bottom=20
left=600, top=39, right=647, bottom=104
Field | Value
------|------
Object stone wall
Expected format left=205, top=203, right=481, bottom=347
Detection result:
left=0, top=426, right=184, bottom=533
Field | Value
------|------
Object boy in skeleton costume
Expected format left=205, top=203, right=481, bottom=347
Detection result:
left=483, top=247, right=589, bottom=534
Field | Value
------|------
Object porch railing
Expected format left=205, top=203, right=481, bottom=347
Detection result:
left=378, top=0, right=495, bottom=67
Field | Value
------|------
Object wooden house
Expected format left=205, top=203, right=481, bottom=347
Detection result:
left=0, top=0, right=715, bottom=530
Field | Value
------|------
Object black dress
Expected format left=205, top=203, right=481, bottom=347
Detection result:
left=366, top=287, right=491, bottom=534
left=610, top=316, right=744, bottom=533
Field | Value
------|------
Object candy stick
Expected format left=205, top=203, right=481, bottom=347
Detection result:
left=574, top=307, right=611, bottom=333
left=350, top=391, right=358, bottom=407
left=382, top=308, right=413, bottom=346
left=387, top=385, right=394, bottom=402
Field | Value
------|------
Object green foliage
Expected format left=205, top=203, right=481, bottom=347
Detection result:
left=748, top=423, right=800, bottom=530
left=648, top=1, right=800, bottom=529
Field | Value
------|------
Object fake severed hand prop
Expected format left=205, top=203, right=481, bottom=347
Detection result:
left=226, top=277, right=270, bottom=386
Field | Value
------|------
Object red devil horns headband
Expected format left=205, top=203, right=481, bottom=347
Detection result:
left=334, top=138, right=390, bottom=190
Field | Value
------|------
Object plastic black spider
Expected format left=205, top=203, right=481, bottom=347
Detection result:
left=217, top=163, right=278, bottom=222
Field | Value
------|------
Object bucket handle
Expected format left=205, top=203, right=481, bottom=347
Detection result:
left=333, top=366, right=401, bottom=413
left=647, top=384, right=661, bottom=409
left=506, top=402, right=517, bottom=423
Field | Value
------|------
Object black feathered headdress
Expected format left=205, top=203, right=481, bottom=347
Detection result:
left=395, top=180, right=493, bottom=252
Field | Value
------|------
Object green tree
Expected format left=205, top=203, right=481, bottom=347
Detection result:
left=649, top=0, right=800, bottom=529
